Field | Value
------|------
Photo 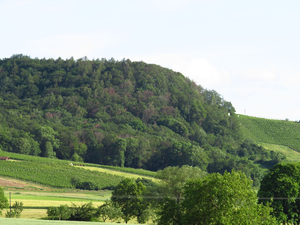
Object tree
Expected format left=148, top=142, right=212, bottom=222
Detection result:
left=97, top=201, right=123, bottom=222
left=258, top=162, right=300, bottom=224
left=35, top=126, right=59, bottom=158
left=69, top=202, right=97, bottom=221
left=0, top=188, right=8, bottom=215
left=46, top=204, right=71, bottom=220
left=6, top=201, right=23, bottom=218
left=111, top=178, right=147, bottom=223
left=156, top=166, right=207, bottom=224
left=157, top=165, right=207, bottom=204
left=181, top=171, right=276, bottom=225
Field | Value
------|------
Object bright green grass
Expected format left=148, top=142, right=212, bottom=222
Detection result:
left=0, top=218, right=131, bottom=224
left=7, top=195, right=102, bottom=202
left=238, top=115, right=300, bottom=151
left=259, top=142, right=300, bottom=162
left=80, top=166, right=159, bottom=182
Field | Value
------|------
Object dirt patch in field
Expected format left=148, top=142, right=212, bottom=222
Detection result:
left=0, top=178, right=26, bottom=188
left=0, top=177, right=51, bottom=191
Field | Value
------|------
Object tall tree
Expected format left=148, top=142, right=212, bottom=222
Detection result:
left=111, top=178, right=147, bottom=223
left=181, top=171, right=276, bottom=225
left=35, top=126, right=59, bottom=158
left=258, top=162, right=300, bottom=224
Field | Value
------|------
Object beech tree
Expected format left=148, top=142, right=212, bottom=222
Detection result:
left=157, top=171, right=276, bottom=225
left=182, top=171, right=276, bottom=225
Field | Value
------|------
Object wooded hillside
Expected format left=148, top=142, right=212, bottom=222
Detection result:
left=0, top=55, right=284, bottom=186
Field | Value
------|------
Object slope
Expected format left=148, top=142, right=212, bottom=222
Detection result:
left=238, top=114, right=300, bottom=161
left=0, top=151, right=156, bottom=189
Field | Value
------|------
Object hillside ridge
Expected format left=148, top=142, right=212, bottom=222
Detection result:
left=0, top=55, right=287, bottom=186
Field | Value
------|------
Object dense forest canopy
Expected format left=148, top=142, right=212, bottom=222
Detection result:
left=0, top=55, right=284, bottom=186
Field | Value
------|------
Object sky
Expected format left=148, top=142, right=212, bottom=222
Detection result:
left=1, top=0, right=299, bottom=121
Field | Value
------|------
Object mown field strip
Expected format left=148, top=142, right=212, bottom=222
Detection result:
left=14, top=209, right=47, bottom=219
left=5, top=191, right=107, bottom=208
left=78, top=166, right=160, bottom=182
left=10, top=200, right=104, bottom=207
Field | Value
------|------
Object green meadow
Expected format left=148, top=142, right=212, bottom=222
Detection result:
left=238, top=114, right=300, bottom=151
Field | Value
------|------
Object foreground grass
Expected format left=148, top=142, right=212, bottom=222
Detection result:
left=0, top=218, right=130, bottom=225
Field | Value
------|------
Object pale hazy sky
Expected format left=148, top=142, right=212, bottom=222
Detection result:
left=1, top=0, right=299, bottom=121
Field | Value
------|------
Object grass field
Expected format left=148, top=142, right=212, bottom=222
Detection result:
left=79, top=166, right=159, bottom=182
left=0, top=218, right=130, bottom=224
left=238, top=114, right=300, bottom=151
left=259, top=142, right=300, bottom=162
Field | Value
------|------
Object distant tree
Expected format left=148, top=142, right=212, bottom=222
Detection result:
left=46, top=204, right=71, bottom=220
left=71, top=152, right=83, bottom=162
left=69, top=202, right=97, bottom=221
left=35, top=126, right=59, bottom=158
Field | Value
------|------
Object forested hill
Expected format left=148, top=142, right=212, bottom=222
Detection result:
left=0, top=55, right=283, bottom=186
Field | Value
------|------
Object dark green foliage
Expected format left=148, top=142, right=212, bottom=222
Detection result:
left=0, top=55, right=272, bottom=184
left=181, top=171, right=276, bottom=225
left=258, top=162, right=300, bottom=224
left=69, top=202, right=97, bottom=221
left=0, top=188, right=8, bottom=215
left=46, top=204, right=71, bottom=220
left=157, top=171, right=276, bottom=225
left=111, top=178, right=149, bottom=223
left=75, top=181, right=98, bottom=190
left=47, top=203, right=97, bottom=221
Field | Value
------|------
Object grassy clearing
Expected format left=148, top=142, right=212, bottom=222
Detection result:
left=84, top=164, right=157, bottom=178
left=238, top=115, right=300, bottom=151
left=259, top=143, right=300, bottom=162
left=79, top=166, right=159, bottom=182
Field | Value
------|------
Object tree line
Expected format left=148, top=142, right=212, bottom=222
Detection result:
left=0, top=163, right=299, bottom=224
left=45, top=166, right=278, bottom=224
